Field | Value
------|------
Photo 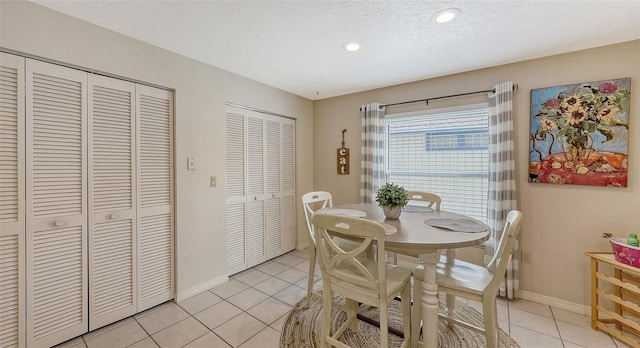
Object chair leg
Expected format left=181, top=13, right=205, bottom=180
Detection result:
left=482, top=298, right=499, bottom=348
left=401, top=284, right=412, bottom=348
left=306, top=247, right=316, bottom=308
left=321, top=288, right=333, bottom=348
left=445, top=294, right=456, bottom=328
left=379, top=300, right=389, bottom=348
left=410, top=278, right=421, bottom=348
left=443, top=249, right=458, bottom=328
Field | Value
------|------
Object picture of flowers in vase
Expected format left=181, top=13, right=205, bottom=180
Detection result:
left=529, top=78, right=631, bottom=187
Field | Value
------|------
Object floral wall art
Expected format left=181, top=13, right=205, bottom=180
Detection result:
left=529, top=78, right=631, bottom=186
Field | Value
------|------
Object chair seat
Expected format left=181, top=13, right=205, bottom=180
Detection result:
left=332, top=258, right=412, bottom=303
left=413, top=256, right=492, bottom=296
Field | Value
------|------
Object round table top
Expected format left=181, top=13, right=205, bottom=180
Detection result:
left=333, top=203, right=490, bottom=251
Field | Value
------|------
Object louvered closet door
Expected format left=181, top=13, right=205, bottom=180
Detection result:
left=280, top=118, right=296, bottom=252
left=225, top=106, right=246, bottom=275
left=136, top=85, right=174, bottom=311
left=0, top=52, right=25, bottom=348
left=25, top=59, right=88, bottom=348
left=88, top=75, right=137, bottom=330
left=264, top=115, right=281, bottom=259
left=246, top=111, right=265, bottom=267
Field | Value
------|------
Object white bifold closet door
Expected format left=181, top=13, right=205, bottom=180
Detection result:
left=265, top=115, right=296, bottom=258
left=0, top=52, right=26, bottom=348
left=136, top=85, right=174, bottom=311
left=13, top=56, right=173, bottom=346
left=246, top=111, right=266, bottom=268
left=264, top=115, right=281, bottom=260
left=88, top=75, right=137, bottom=330
left=280, top=119, right=296, bottom=252
left=225, top=107, right=247, bottom=274
left=225, top=105, right=295, bottom=275
left=25, top=59, right=89, bottom=348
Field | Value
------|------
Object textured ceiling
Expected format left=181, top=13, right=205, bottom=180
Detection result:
left=32, top=0, right=640, bottom=100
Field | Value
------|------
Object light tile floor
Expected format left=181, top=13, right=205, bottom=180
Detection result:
left=54, top=248, right=627, bottom=348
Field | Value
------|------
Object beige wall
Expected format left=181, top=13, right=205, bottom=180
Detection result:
left=0, top=0, right=315, bottom=299
left=314, top=40, right=640, bottom=307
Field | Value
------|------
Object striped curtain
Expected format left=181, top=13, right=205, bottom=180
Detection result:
left=485, top=81, right=519, bottom=299
left=360, top=103, right=385, bottom=203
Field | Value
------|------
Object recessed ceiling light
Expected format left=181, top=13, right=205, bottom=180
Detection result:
left=342, top=41, right=362, bottom=52
left=433, top=8, right=461, bottom=24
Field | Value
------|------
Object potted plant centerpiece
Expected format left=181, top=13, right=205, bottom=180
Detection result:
left=375, top=183, right=409, bottom=219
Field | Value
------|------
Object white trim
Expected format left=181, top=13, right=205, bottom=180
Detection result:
left=518, top=290, right=591, bottom=316
left=0, top=48, right=173, bottom=92
left=384, top=102, right=489, bottom=119
left=225, top=102, right=295, bottom=120
left=175, top=275, right=228, bottom=303
left=297, top=240, right=311, bottom=251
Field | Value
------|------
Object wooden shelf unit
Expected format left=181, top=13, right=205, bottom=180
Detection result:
left=586, top=252, right=640, bottom=347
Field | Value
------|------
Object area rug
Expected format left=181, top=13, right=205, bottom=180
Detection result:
left=280, top=296, right=519, bottom=347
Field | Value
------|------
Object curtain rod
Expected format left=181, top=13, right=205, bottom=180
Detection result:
left=375, top=84, right=517, bottom=109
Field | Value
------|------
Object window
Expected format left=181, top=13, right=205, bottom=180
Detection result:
left=384, top=105, right=489, bottom=222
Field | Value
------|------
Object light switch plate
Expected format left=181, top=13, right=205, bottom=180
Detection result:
left=187, top=157, right=196, bottom=171
left=210, top=176, right=217, bottom=187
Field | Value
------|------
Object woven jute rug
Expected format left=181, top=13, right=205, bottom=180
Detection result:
left=280, top=296, right=520, bottom=347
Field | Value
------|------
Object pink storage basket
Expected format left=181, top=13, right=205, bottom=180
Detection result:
left=610, top=238, right=640, bottom=268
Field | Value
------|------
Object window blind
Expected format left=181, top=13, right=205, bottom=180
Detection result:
left=385, top=107, right=489, bottom=222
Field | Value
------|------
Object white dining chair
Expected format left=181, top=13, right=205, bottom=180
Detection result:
left=301, top=191, right=333, bottom=307
left=387, top=191, right=442, bottom=262
left=312, top=213, right=412, bottom=348
left=406, top=191, right=441, bottom=210
left=411, top=210, right=523, bottom=348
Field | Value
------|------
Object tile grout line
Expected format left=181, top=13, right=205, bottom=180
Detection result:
left=174, top=300, right=235, bottom=348
left=547, top=305, right=566, bottom=348
left=128, top=315, right=160, bottom=348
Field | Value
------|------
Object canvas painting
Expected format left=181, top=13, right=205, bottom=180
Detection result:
left=529, top=78, right=631, bottom=187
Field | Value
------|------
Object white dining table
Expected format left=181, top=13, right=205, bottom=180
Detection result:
left=331, top=203, right=490, bottom=348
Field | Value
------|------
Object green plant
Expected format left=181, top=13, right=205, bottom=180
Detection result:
left=375, top=183, right=408, bottom=208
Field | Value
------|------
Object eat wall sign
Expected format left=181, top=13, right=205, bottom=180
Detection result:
left=337, top=129, right=349, bottom=175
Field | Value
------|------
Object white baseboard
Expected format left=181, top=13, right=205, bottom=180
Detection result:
left=175, top=275, right=229, bottom=303
left=297, top=240, right=311, bottom=251
left=518, top=290, right=590, bottom=316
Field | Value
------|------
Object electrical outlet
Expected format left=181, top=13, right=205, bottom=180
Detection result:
left=522, top=252, right=531, bottom=264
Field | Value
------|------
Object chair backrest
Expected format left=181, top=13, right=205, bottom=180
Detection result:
left=312, top=213, right=388, bottom=298
left=486, top=210, right=523, bottom=290
left=301, top=191, right=333, bottom=245
left=406, top=191, right=441, bottom=210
